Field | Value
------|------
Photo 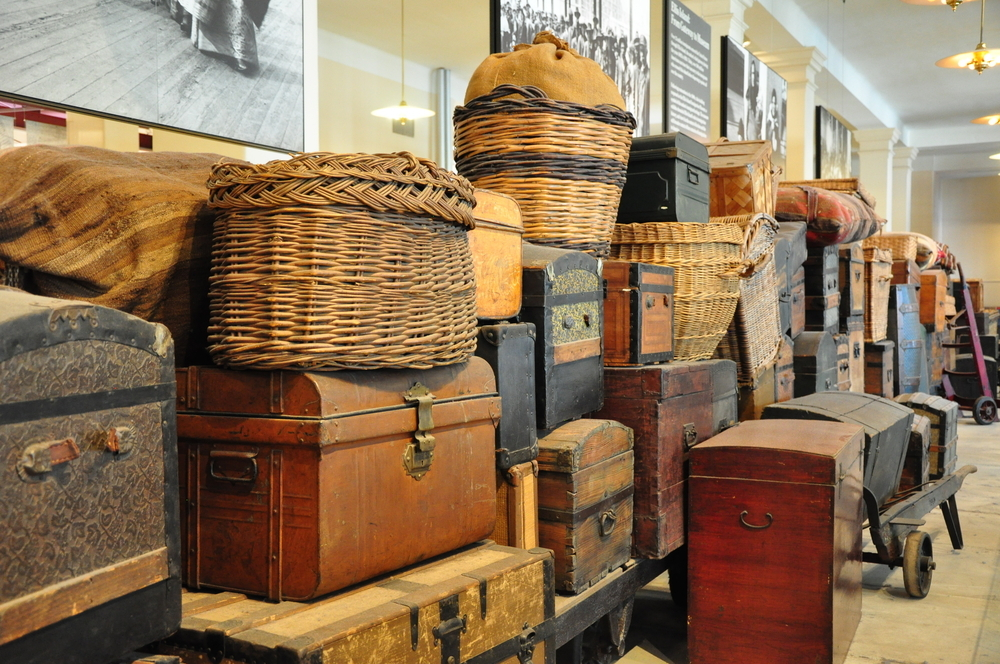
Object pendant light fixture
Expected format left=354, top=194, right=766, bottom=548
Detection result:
left=972, top=113, right=1000, bottom=124
left=901, top=0, right=977, bottom=11
left=371, top=0, right=435, bottom=123
left=936, top=0, right=1000, bottom=72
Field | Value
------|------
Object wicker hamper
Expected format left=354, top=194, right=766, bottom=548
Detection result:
left=611, top=221, right=745, bottom=361
left=706, top=140, right=777, bottom=217
left=863, top=232, right=919, bottom=263
left=205, top=151, right=480, bottom=371
left=865, top=247, right=893, bottom=343
left=712, top=213, right=783, bottom=386
left=454, top=85, right=635, bottom=258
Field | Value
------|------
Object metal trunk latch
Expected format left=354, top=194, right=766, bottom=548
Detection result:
left=683, top=423, right=698, bottom=450
left=403, top=382, right=437, bottom=480
left=17, top=438, right=81, bottom=481
left=517, top=624, right=538, bottom=664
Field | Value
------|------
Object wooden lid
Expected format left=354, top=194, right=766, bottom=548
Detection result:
left=537, top=419, right=633, bottom=473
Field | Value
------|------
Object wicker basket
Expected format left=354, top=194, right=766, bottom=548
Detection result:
left=713, top=214, right=783, bottom=386
left=611, top=221, right=744, bottom=360
left=454, top=85, right=635, bottom=258
left=706, top=140, right=778, bottom=217
left=205, top=151, right=480, bottom=371
left=863, top=232, right=919, bottom=263
left=864, top=247, right=893, bottom=343
left=780, top=178, right=875, bottom=208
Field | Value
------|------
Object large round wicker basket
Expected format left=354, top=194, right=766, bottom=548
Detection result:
left=454, top=85, right=635, bottom=258
left=611, top=222, right=745, bottom=360
left=206, top=151, right=479, bottom=371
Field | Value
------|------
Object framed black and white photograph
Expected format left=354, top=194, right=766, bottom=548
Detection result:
left=721, top=37, right=787, bottom=161
left=816, top=106, right=852, bottom=179
left=491, top=0, right=652, bottom=137
left=0, top=0, right=305, bottom=151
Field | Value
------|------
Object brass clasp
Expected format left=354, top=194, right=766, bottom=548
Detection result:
left=403, top=382, right=437, bottom=480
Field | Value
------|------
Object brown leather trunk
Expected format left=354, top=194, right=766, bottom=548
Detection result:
left=468, top=189, right=524, bottom=321
left=688, top=420, right=864, bottom=664
left=920, top=270, right=948, bottom=332
left=602, top=261, right=674, bottom=366
left=864, top=340, right=895, bottom=398
left=490, top=461, right=540, bottom=550
left=175, top=359, right=499, bottom=601
left=592, top=362, right=715, bottom=559
left=537, top=419, right=634, bottom=594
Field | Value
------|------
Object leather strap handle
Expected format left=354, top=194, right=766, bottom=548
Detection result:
left=17, top=438, right=81, bottom=481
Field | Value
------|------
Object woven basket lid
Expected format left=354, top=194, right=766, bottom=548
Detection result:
left=206, top=151, right=477, bottom=228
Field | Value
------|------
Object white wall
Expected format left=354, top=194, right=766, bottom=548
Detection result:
left=936, top=176, right=1000, bottom=308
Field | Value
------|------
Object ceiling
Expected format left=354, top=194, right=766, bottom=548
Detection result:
left=319, top=0, right=1000, bottom=176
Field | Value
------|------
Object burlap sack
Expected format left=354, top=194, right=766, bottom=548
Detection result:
left=465, top=31, right=626, bottom=110
left=0, top=145, right=241, bottom=365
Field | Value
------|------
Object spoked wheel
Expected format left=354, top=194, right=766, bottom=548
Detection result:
left=974, top=396, right=997, bottom=425
left=903, top=531, right=935, bottom=598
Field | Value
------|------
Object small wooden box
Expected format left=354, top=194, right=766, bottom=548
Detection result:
left=864, top=339, right=895, bottom=398
left=468, top=189, right=524, bottom=320
left=688, top=420, right=864, bottom=664
left=891, top=259, right=921, bottom=286
left=920, top=270, right=948, bottom=332
left=706, top=140, right=776, bottom=217
left=603, top=261, right=674, bottom=366
left=490, top=461, right=540, bottom=549
left=839, top=243, right=865, bottom=319
left=537, top=419, right=634, bottom=594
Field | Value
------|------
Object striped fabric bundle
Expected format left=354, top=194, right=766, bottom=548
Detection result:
left=0, top=144, right=238, bottom=365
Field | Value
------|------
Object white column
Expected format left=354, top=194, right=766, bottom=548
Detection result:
left=699, top=0, right=754, bottom=140
left=854, top=127, right=900, bottom=230
left=758, top=47, right=826, bottom=181
left=892, top=146, right=919, bottom=233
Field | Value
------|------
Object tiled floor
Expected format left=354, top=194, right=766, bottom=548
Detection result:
left=620, top=416, right=1000, bottom=664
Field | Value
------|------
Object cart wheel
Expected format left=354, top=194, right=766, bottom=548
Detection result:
left=974, top=396, right=997, bottom=425
left=903, top=531, right=935, bottom=598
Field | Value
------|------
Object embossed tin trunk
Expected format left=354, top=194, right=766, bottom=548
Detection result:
left=521, top=243, right=604, bottom=430
left=0, top=289, right=180, bottom=664
left=175, top=359, right=499, bottom=601
left=888, top=285, right=928, bottom=396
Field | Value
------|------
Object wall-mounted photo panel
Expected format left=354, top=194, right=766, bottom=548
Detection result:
left=816, top=106, right=852, bottom=179
left=492, top=0, right=652, bottom=136
left=0, top=0, right=305, bottom=151
left=664, top=0, right=711, bottom=142
left=721, top=37, right=787, bottom=162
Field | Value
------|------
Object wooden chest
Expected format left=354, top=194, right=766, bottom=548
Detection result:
left=602, top=260, right=674, bottom=366
left=468, top=189, right=524, bottom=321
left=775, top=334, right=795, bottom=402
left=762, top=392, right=913, bottom=509
left=521, top=243, right=604, bottom=430
left=738, top=363, right=775, bottom=421
left=708, top=358, right=740, bottom=434
left=864, top=340, right=895, bottom=398
left=775, top=223, right=807, bottom=337
left=592, top=362, right=716, bottom=559
left=805, top=292, right=841, bottom=334
left=839, top=243, right=865, bottom=319
left=688, top=420, right=864, bottom=664
left=475, top=322, right=538, bottom=469
left=176, top=360, right=499, bottom=601
left=491, top=461, right=540, bottom=550
left=0, top=291, right=181, bottom=664
left=894, top=392, right=959, bottom=479
left=898, top=414, right=931, bottom=492
left=804, top=245, right=840, bottom=297
left=920, top=269, right=948, bottom=332
left=864, top=247, right=892, bottom=343
left=968, top=278, right=985, bottom=313
left=617, top=132, right=710, bottom=223
left=791, top=266, right=806, bottom=338
left=706, top=139, right=776, bottom=217
left=891, top=259, right=921, bottom=286
left=537, top=419, right=634, bottom=594
left=888, top=285, right=928, bottom=395
left=160, top=543, right=555, bottom=664
left=835, top=333, right=851, bottom=391
left=793, top=331, right=838, bottom=397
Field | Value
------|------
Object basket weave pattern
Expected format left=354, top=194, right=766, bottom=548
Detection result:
left=206, top=152, right=479, bottom=371
left=707, top=141, right=777, bottom=217
left=454, top=85, right=635, bottom=258
left=862, top=233, right=919, bottom=263
left=611, top=222, right=744, bottom=360
left=864, top=247, right=893, bottom=343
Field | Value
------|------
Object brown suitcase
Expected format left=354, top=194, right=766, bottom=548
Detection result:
left=775, top=335, right=795, bottom=403
left=898, top=414, right=931, bottom=492
left=602, top=260, right=675, bottom=366
left=175, top=359, right=499, bottom=600
left=864, top=340, right=895, bottom=398
left=468, top=189, right=524, bottom=321
left=845, top=316, right=866, bottom=394
left=688, top=420, right=864, bottom=664
left=790, top=266, right=806, bottom=338
left=491, top=461, right=540, bottom=550
left=159, top=542, right=555, bottom=664
left=537, top=419, right=634, bottom=593
left=891, top=259, right=921, bottom=286
left=839, top=243, right=865, bottom=319
left=592, top=362, right=716, bottom=559
left=920, top=270, right=948, bottom=332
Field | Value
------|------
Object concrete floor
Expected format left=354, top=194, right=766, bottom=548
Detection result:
left=620, top=416, right=1000, bottom=664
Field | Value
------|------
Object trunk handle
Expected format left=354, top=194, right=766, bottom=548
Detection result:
left=17, top=438, right=81, bottom=481
left=208, top=449, right=259, bottom=485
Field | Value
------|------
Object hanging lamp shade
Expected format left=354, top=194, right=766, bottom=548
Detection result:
left=972, top=113, right=1000, bottom=124
left=901, top=0, right=977, bottom=10
left=371, top=0, right=435, bottom=122
left=936, top=0, right=999, bottom=72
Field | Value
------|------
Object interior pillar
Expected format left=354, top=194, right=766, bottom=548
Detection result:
left=854, top=127, right=900, bottom=231
left=892, top=146, right=919, bottom=233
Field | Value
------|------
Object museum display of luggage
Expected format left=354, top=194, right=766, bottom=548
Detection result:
left=0, top=289, right=181, bottom=664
